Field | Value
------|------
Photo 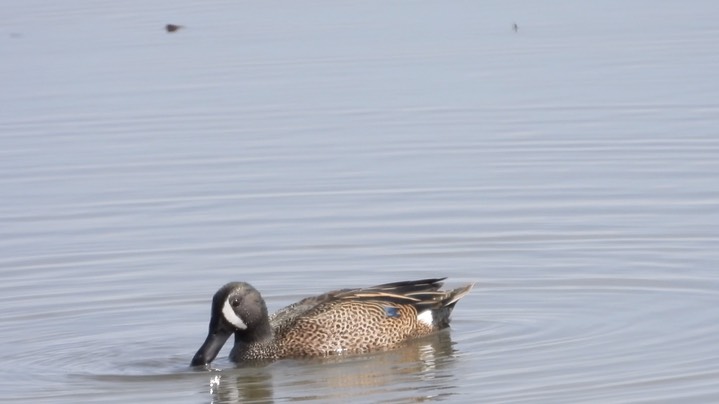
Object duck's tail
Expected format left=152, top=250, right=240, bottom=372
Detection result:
left=431, top=282, right=474, bottom=329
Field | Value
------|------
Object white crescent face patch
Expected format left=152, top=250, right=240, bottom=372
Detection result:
left=222, top=299, right=247, bottom=330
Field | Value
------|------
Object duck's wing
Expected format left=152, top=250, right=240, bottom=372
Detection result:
left=334, top=277, right=472, bottom=313
left=269, top=278, right=472, bottom=332
left=269, top=279, right=442, bottom=327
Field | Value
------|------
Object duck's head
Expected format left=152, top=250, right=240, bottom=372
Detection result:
left=190, top=282, right=269, bottom=367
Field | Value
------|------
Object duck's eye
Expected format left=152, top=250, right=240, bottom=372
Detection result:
left=230, top=298, right=241, bottom=307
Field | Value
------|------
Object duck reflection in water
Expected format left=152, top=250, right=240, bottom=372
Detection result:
left=208, top=330, right=459, bottom=403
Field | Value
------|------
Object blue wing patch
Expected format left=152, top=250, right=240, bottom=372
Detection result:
left=383, top=306, right=400, bottom=318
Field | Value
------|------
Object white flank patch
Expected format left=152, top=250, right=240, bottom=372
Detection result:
left=417, top=310, right=433, bottom=326
left=222, top=300, right=247, bottom=329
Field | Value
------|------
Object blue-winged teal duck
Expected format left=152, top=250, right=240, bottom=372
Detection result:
left=190, top=278, right=473, bottom=367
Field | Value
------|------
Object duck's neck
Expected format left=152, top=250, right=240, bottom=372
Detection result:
left=234, top=316, right=273, bottom=344
left=230, top=317, right=273, bottom=361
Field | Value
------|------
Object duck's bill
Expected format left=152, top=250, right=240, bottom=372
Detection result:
left=190, top=328, right=232, bottom=367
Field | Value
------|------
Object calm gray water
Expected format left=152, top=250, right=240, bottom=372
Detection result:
left=2, top=1, right=719, bottom=403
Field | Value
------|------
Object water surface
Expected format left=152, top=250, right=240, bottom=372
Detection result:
left=2, top=0, right=719, bottom=402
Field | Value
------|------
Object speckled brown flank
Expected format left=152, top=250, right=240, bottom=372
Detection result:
left=277, top=301, right=418, bottom=356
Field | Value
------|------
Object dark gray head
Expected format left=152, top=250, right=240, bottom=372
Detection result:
left=190, top=282, right=270, bottom=367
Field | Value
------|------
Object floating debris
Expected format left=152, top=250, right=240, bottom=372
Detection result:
left=165, top=24, right=183, bottom=33
left=512, top=23, right=518, bottom=32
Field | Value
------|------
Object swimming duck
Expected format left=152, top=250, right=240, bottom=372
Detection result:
left=190, top=277, right=473, bottom=366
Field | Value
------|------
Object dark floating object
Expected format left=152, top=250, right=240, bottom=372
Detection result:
left=512, top=23, right=519, bottom=32
left=165, top=24, right=183, bottom=33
